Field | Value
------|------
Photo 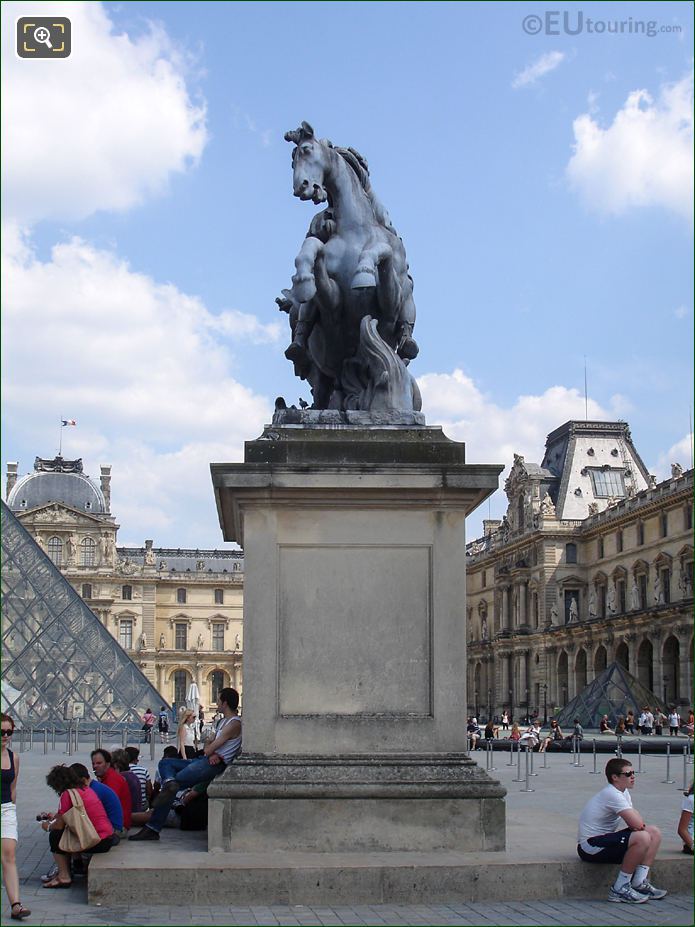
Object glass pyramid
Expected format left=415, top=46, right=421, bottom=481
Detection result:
left=556, top=661, right=668, bottom=729
left=1, top=500, right=168, bottom=728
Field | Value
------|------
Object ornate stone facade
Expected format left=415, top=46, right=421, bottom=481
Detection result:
left=6, top=456, right=244, bottom=712
left=465, top=421, right=693, bottom=721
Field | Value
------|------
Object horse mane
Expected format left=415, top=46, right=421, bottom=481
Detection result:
left=331, top=144, right=396, bottom=234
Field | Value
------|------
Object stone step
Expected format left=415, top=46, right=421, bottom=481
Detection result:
left=89, top=838, right=691, bottom=906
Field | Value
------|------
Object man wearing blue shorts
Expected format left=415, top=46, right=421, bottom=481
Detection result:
left=577, top=757, right=666, bottom=904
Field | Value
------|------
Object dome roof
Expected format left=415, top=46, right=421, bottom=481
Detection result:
left=8, top=461, right=106, bottom=515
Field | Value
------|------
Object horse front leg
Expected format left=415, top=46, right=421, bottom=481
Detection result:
left=292, top=236, right=323, bottom=303
left=351, top=240, right=393, bottom=291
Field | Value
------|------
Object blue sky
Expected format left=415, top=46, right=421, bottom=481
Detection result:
left=2, top=0, right=693, bottom=547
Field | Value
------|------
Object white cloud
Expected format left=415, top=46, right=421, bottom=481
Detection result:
left=417, top=369, right=621, bottom=539
left=674, top=305, right=688, bottom=319
left=512, top=51, right=565, bottom=89
left=567, top=71, right=694, bottom=220
left=2, top=232, right=276, bottom=545
left=1, top=1, right=208, bottom=223
left=654, top=433, right=694, bottom=481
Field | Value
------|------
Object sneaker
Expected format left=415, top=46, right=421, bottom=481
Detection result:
left=632, top=880, right=668, bottom=900
left=608, top=883, right=649, bottom=904
left=40, top=864, right=59, bottom=883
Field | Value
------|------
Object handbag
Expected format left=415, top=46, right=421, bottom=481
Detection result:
left=58, top=789, right=101, bottom=853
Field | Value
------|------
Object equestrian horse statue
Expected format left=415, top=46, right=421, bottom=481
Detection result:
left=277, top=122, right=422, bottom=417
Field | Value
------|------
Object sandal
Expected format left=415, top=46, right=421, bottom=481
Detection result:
left=42, top=878, right=72, bottom=889
left=10, top=902, right=31, bottom=919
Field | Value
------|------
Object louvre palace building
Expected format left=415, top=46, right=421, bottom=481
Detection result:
left=5, top=455, right=244, bottom=714
left=465, top=420, right=693, bottom=722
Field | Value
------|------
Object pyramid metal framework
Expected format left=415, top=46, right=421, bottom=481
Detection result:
left=1, top=500, right=167, bottom=728
left=555, top=661, right=668, bottom=729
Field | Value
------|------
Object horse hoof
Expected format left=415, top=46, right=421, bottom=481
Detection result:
left=351, top=270, right=376, bottom=289
left=291, top=274, right=316, bottom=303
left=398, top=337, right=419, bottom=360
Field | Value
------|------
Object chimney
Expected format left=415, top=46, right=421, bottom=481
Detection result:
left=6, top=462, right=18, bottom=500
left=100, top=465, right=112, bottom=513
left=483, top=519, right=502, bottom=537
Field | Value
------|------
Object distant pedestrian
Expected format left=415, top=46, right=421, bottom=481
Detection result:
left=625, top=711, right=635, bottom=734
left=668, top=710, right=681, bottom=737
left=1, top=714, right=30, bottom=920
left=157, top=706, right=170, bottom=744
left=141, top=708, right=156, bottom=743
left=501, top=711, right=509, bottom=731
left=577, top=757, right=666, bottom=904
left=638, top=707, right=653, bottom=736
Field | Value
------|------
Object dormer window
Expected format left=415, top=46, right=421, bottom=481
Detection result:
left=588, top=468, right=625, bottom=498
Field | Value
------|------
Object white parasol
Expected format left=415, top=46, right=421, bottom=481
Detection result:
left=186, top=681, right=200, bottom=713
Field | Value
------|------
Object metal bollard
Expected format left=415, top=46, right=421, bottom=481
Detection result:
left=616, top=736, right=622, bottom=759
left=513, top=742, right=524, bottom=782
left=520, top=746, right=535, bottom=792
left=150, top=731, right=156, bottom=761
left=542, top=746, right=548, bottom=769
left=65, top=723, right=73, bottom=757
left=662, top=743, right=675, bottom=784
left=682, top=745, right=689, bottom=791
left=28, top=725, right=34, bottom=751
left=529, top=746, right=538, bottom=776
left=636, top=738, right=643, bottom=774
left=487, top=739, right=496, bottom=771
left=43, top=727, right=48, bottom=755
left=121, top=726, right=128, bottom=749
left=573, top=736, right=584, bottom=767
left=51, top=724, right=56, bottom=751
left=18, top=728, right=25, bottom=753
left=507, top=740, right=515, bottom=766
left=589, top=738, right=599, bottom=774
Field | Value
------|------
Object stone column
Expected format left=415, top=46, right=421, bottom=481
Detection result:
left=501, top=586, right=510, bottom=631
left=518, top=582, right=527, bottom=627
left=547, top=648, right=556, bottom=707
left=677, top=628, right=690, bottom=705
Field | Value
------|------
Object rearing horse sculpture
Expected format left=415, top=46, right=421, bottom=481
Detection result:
left=277, top=122, right=421, bottom=414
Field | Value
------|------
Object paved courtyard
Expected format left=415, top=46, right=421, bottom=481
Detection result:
left=2, top=735, right=693, bottom=926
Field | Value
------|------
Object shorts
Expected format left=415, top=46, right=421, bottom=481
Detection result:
left=1, top=802, right=18, bottom=841
left=577, top=827, right=632, bottom=864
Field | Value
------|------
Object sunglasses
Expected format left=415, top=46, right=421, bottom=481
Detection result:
left=1, top=729, right=13, bottom=736
left=619, top=770, right=635, bottom=777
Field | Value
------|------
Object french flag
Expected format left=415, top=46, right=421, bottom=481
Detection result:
left=61, top=419, right=77, bottom=426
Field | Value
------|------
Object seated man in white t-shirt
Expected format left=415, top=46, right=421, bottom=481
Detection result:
left=577, top=757, right=666, bottom=904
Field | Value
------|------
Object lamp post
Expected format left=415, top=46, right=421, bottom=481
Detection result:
left=508, top=688, right=514, bottom=721
left=663, top=675, right=669, bottom=705
left=487, top=687, right=492, bottom=722
left=474, top=689, right=479, bottom=719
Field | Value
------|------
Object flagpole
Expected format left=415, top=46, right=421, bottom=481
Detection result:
left=583, top=356, right=588, bottom=421
left=59, top=416, right=63, bottom=456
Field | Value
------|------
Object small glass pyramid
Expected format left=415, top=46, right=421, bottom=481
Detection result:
left=556, top=661, right=668, bottom=729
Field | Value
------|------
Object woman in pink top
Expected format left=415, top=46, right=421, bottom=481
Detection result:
left=39, top=765, right=114, bottom=888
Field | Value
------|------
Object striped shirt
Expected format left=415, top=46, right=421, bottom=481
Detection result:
left=128, top=763, right=151, bottom=807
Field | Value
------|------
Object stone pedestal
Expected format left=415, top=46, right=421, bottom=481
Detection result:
left=209, top=425, right=504, bottom=854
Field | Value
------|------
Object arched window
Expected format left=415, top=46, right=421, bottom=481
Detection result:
left=81, top=537, right=96, bottom=566
left=210, top=670, right=225, bottom=704
left=575, top=649, right=587, bottom=692
left=173, top=670, right=189, bottom=708
left=122, top=585, right=132, bottom=601
left=615, top=641, right=629, bottom=671
left=48, top=536, right=62, bottom=566
left=565, top=543, right=577, bottom=564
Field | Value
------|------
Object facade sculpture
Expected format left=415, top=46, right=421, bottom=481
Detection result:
left=277, top=122, right=422, bottom=419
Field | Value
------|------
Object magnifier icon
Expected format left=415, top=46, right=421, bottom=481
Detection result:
left=33, top=26, right=53, bottom=49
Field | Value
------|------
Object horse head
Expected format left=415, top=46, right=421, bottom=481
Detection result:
left=285, top=121, right=330, bottom=205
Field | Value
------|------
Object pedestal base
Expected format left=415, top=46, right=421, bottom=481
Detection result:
left=208, top=753, right=505, bottom=853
